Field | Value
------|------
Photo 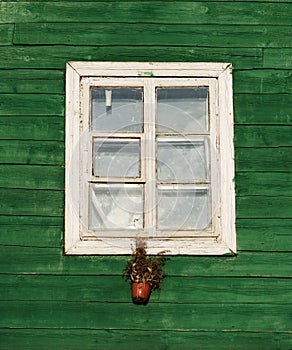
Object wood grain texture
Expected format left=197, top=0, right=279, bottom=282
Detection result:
left=13, top=23, right=292, bottom=48
left=237, top=219, right=292, bottom=251
left=0, top=24, right=14, bottom=45
left=0, top=224, right=62, bottom=247
left=237, top=196, right=292, bottom=219
left=1, top=2, right=292, bottom=25
left=1, top=0, right=292, bottom=347
left=0, top=248, right=291, bottom=277
left=0, top=329, right=291, bottom=350
left=264, top=48, right=292, bottom=68
left=235, top=94, right=292, bottom=124
left=234, top=69, right=292, bottom=94
left=0, top=140, right=64, bottom=164
left=236, top=147, right=292, bottom=172
left=0, top=164, right=64, bottom=189
left=234, top=126, right=292, bottom=147
left=0, top=68, right=64, bottom=94
left=0, top=188, right=64, bottom=216
left=0, top=94, right=64, bottom=115
left=1, top=274, right=292, bottom=304
left=235, top=172, right=292, bottom=196
left=0, top=116, right=64, bottom=140
left=0, top=46, right=262, bottom=69
left=1, top=301, right=292, bottom=331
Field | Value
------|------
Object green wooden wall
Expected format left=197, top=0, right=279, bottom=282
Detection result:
left=1, top=1, right=292, bottom=349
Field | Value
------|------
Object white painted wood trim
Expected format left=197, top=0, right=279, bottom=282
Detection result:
left=69, top=62, right=230, bottom=78
left=65, top=238, right=232, bottom=255
left=65, top=63, right=82, bottom=254
left=65, top=62, right=235, bottom=255
left=218, top=64, right=236, bottom=253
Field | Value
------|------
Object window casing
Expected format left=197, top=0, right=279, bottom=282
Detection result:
left=65, top=62, right=236, bottom=255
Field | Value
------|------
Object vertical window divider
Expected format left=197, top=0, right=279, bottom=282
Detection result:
left=144, top=79, right=156, bottom=238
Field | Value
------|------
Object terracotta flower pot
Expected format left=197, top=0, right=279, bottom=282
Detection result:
left=131, top=282, right=151, bottom=304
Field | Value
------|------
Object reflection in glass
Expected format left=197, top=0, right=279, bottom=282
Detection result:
left=91, top=88, right=143, bottom=132
left=89, top=184, right=144, bottom=230
left=157, top=87, right=208, bottom=133
left=93, top=138, right=140, bottom=178
left=157, top=186, right=210, bottom=230
left=157, top=137, right=209, bottom=181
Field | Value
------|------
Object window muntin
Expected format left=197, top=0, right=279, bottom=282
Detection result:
left=84, top=78, right=216, bottom=239
left=65, top=62, right=235, bottom=255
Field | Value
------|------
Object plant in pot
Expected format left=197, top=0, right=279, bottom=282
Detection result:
left=123, top=245, right=167, bottom=305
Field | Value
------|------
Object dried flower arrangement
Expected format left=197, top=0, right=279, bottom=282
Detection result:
left=123, top=245, right=167, bottom=304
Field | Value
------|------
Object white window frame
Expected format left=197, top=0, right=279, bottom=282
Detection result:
left=65, top=62, right=236, bottom=255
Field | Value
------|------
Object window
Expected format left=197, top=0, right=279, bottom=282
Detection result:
left=65, top=62, right=236, bottom=255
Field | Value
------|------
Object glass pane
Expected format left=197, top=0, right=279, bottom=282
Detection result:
left=157, top=87, right=208, bottom=133
left=157, top=186, right=210, bottom=230
left=91, top=88, right=143, bottom=132
left=93, top=138, right=140, bottom=178
left=90, top=184, right=144, bottom=230
left=157, top=137, right=209, bottom=181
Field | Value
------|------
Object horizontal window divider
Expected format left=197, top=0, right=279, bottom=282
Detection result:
left=157, top=183, right=210, bottom=189
left=91, top=133, right=143, bottom=139
left=156, top=132, right=210, bottom=136
left=157, top=180, right=211, bottom=188
left=82, top=231, right=147, bottom=239
left=157, top=136, right=208, bottom=142
left=89, top=178, right=145, bottom=184
left=156, top=231, right=215, bottom=237
left=82, top=232, right=216, bottom=240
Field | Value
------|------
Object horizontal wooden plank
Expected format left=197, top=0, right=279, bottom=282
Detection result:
left=236, top=147, right=292, bottom=172
left=0, top=247, right=291, bottom=277
left=0, top=94, right=64, bottom=115
left=0, top=68, right=64, bottom=93
left=2, top=2, right=292, bottom=25
left=2, top=274, right=292, bottom=305
left=235, top=126, right=292, bottom=147
left=237, top=196, right=292, bottom=219
left=0, top=188, right=64, bottom=216
left=0, top=140, right=64, bottom=165
left=13, top=23, right=292, bottom=48
left=264, top=48, right=292, bottom=69
left=0, top=164, right=64, bottom=189
left=0, top=214, right=63, bottom=226
left=0, top=46, right=262, bottom=69
left=235, top=94, right=292, bottom=124
left=0, top=116, right=64, bottom=140
left=0, top=68, right=64, bottom=80
left=234, top=69, right=292, bottom=94
left=0, top=24, right=13, bottom=45
left=0, top=80, right=63, bottom=95
left=0, top=80, right=63, bottom=94
left=0, top=224, right=62, bottom=247
left=1, top=300, right=292, bottom=332
left=0, top=329, right=291, bottom=350
left=235, top=172, right=292, bottom=196
left=237, top=219, right=292, bottom=251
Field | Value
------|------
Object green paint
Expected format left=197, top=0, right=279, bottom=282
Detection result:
left=1, top=0, right=292, bottom=348
left=0, top=329, right=291, bottom=350
left=137, top=71, right=154, bottom=76
left=13, top=23, right=292, bottom=48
